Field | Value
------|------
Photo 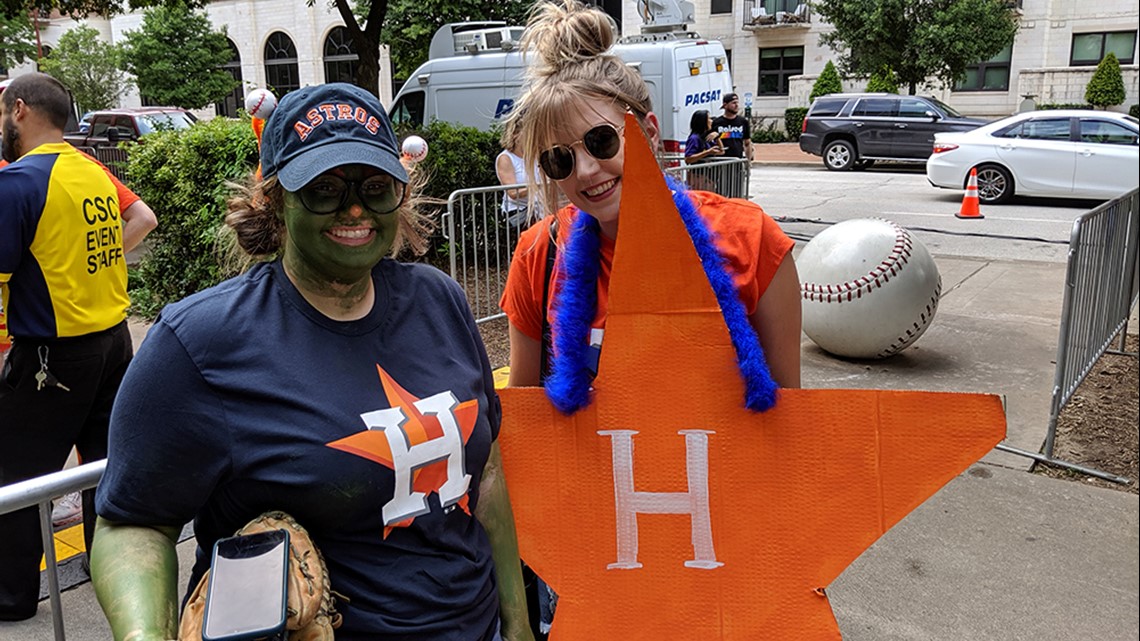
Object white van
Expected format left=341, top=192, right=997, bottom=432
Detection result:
left=388, top=23, right=733, bottom=154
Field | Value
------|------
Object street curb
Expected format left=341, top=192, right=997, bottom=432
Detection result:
left=752, top=161, right=818, bottom=167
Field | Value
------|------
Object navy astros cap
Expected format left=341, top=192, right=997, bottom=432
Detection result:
left=260, top=83, right=408, bottom=191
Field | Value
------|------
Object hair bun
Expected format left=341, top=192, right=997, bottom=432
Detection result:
left=523, top=0, right=617, bottom=75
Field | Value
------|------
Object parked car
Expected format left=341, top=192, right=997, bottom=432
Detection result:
left=926, top=110, right=1139, bottom=204
left=800, top=93, right=988, bottom=171
left=63, top=107, right=197, bottom=148
left=76, top=111, right=94, bottom=134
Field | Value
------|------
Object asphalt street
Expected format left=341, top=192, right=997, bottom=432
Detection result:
left=751, top=163, right=1101, bottom=264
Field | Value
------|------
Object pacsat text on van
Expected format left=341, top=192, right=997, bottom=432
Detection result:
left=683, top=89, right=722, bottom=108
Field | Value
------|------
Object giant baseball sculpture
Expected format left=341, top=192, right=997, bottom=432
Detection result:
left=799, top=218, right=942, bottom=359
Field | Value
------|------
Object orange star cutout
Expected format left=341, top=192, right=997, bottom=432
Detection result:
left=328, top=365, right=480, bottom=537
left=496, top=115, right=1006, bottom=639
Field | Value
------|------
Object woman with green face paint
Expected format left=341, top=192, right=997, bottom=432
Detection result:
left=90, top=83, right=535, bottom=641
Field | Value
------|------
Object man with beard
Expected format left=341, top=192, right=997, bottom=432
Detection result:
left=0, top=73, right=135, bottom=621
left=712, top=93, right=752, bottom=161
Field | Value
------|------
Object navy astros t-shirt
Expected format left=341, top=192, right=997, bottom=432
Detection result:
left=97, top=260, right=501, bottom=640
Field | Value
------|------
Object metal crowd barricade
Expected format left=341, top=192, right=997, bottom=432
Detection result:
left=663, top=155, right=751, bottom=199
left=444, top=164, right=753, bottom=324
left=444, top=184, right=530, bottom=324
left=996, top=188, right=1139, bottom=483
left=0, top=460, right=107, bottom=641
left=72, top=145, right=130, bottom=182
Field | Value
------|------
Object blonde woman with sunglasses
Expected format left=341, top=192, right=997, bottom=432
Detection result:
left=501, top=0, right=801, bottom=392
left=498, top=1, right=802, bottom=635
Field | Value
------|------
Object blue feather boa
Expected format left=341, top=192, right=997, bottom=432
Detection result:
left=545, top=175, right=779, bottom=414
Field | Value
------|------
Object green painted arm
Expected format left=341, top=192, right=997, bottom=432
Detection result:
left=91, top=517, right=183, bottom=641
left=475, top=442, right=537, bottom=641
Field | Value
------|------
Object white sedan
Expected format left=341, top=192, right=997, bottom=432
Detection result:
left=927, top=110, right=1139, bottom=204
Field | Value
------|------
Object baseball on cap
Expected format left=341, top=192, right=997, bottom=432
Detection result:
left=259, top=82, right=408, bottom=191
left=722, top=92, right=739, bottom=105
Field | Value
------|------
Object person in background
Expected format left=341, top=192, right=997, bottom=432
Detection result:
left=712, top=92, right=752, bottom=161
left=0, top=72, right=136, bottom=621
left=683, top=108, right=724, bottom=166
left=496, top=121, right=536, bottom=230
left=91, top=82, right=534, bottom=641
left=0, top=91, right=158, bottom=533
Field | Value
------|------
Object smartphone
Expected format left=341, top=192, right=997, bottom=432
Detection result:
left=201, top=528, right=290, bottom=641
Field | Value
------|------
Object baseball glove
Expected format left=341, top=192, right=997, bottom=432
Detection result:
left=179, top=511, right=342, bottom=641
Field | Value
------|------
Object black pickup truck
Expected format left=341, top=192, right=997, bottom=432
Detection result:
left=64, top=107, right=196, bottom=148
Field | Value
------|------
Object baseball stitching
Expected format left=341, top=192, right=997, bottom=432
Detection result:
left=801, top=219, right=914, bottom=304
left=876, top=276, right=941, bottom=358
left=250, top=93, right=267, bottom=118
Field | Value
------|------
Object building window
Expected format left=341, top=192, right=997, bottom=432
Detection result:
left=955, top=44, right=1012, bottom=92
left=759, top=0, right=802, bottom=13
left=324, top=26, right=359, bottom=84
left=757, top=46, right=802, bottom=95
left=1071, top=31, right=1136, bottom=66
left=215, top=39, right=243, bottom=118
left=711, top=0, right=732, bottom=15
left=264, top=31, right=300, bottom=97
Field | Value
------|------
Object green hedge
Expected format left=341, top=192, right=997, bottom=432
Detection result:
left=1130, top=104, right=1139, bottom=119
left=1085, top=52, right=1126, bottom=108
left=1037, top=103, right=1092, bottom=110
left=126, top=116, right=259, bottom=318
left=784, top=107, right=808, bottom=142
left=750, top=119, right=788, bottom=144
left=397, top=120, right=504, bottom=268
left=125, top=117, right=505, bottom=318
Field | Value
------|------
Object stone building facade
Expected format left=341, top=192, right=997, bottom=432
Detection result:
left=621, top=0, right=1139, bottom=120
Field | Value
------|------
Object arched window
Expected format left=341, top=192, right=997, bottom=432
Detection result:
left=324, top=26, right=359, bottom=84
left=264, top=31, right=300, bottom=97
left=216, top=39, right=244, bottom=118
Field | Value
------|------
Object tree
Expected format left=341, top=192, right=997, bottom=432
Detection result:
left=0, top=12, right=36, bottom=69
left=865, top=64, right=899, bottom=93
left=380, top=0, right=533, bottom=79
left=1085, top=52, right=1126, bottom=109
left=813, top=0, right=1019, bottom=95
left=38, top=24, right=128, bottom=113
left=120, top=2, right=237, bottom=109
left=809, top=60, right=843, bottom=103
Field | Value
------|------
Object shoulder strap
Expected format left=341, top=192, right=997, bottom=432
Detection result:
left=538, top=218, right=558, bottom=384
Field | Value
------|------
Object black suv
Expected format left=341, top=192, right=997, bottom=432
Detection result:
left=799, top=93, right=987, bottom=171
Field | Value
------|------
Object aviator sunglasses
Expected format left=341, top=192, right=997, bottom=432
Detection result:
left=539, top=123, right=625, bottom=181
left=297, top=173, right=406, bottom=215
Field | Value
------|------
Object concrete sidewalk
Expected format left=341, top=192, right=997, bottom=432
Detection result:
left=3, top=254, right=1137, bottom=641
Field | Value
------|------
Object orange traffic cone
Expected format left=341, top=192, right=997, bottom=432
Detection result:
left=956, top=167, right=984, bottom=219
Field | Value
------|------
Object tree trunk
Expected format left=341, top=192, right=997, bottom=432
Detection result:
left=335, top=0, right=387, bottom=98
left=355, top=45, right=381, bottom=97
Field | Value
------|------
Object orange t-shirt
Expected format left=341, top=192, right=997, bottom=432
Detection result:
left=500, top=191, right=795, bottom=342
left=0, top=151, right=139, bottom=210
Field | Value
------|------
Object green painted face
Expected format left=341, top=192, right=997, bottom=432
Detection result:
left=281, top=164, right=401, bottom=289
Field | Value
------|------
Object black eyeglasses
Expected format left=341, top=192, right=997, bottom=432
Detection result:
left=297, top=174, right=406, bottom=215
left=538, top=123, right=625, bottom=181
